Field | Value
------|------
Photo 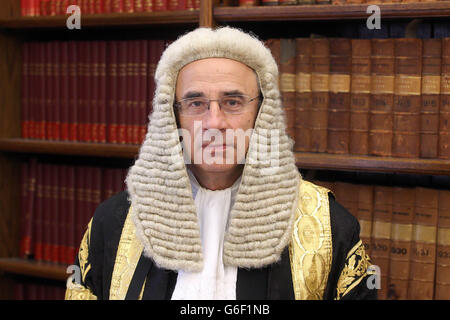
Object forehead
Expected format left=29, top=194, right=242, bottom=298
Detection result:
left=176, top=58, right=258, bottom=92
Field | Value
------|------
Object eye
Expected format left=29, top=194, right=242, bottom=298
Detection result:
left=186, top=98, right=206, bottom=109
left=223, top=96, right=244, bottom=108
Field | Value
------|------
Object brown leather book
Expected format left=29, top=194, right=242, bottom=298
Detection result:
left=34, top=162, right=44, bottom=261
left=408, top=187, right=439, bottom=300
left=20, top=159, right=37, bottom=258
left=357, top=184, right=374, bottom=257
left=107, top=41, right=118, bottom=144
left=393, top=39, right=422, bottom=158
left=439, top=39, right=450, bottom=159
left=265, top=39, right=281, bottom=90
left=334, top=181, right=359, bottom=218
left=420, top=39, right=441, bottom=159
left=22, top=42, right=31, bottom=139
left=350, top=39, right=371, bottom=155
left=369, top=39, right=395, bottom=157
left=28, top=42, right=37, bottom=139
left=310, top=38, right=330, bottom=153
left=370, top=185, right=393, bottom=300
left=435, top=189, right=450, bottom=300
left=280, top=39, right=297, bottom=141
left=328, top=38, right=351, bottom=154
left=294, top=38, right=312, bottom=152
left=387, top=186, right=415, bottom=300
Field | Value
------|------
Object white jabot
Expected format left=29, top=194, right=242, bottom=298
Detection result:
left=171, top=170, right=241, bottom=300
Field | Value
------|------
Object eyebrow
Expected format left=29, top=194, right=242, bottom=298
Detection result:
left=181, top=89, right=246, bottom=100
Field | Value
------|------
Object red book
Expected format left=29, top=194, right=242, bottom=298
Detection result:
left=129, top=40, right=140, bottom=145
left=20, top=159, right=37, bottom=258
left=40, top=0, right=51, bottom=15
left=22, top=42, right=31, bottom=139
left=53, top=41, right=62, bottom=141
left=84, top=167, right=94, bottom=228
left=143, top=0, right=153, bottom=11
left=38, top=42, right=47, bottom=140
left=34, top=162, right=44, bottom=261
left=75, top=166, right=85, bottom=248
left=148, top=40, right=157, bottom=119
left=92, top=166, right=102, bottom=217
left=42, top=163, right=52, bottom=262
left=85, top=42, right=93, bottom=143
left=28, top=42, right=37, bottom=139
left=45, top=42, right=54, bottom=141
left=112, top=0, right=124, bottom=12
left=50, top=0, right=59, bottom=15
left=107, top=41, right=119, bottom=144
left=21, top=0, right=29, bottom=16
left=103, top=0, right=113, bottom=13
left=58, top=165, right=68, bottom=264
left=168, top=0, right=186, bottom=10
left=59, top=0, right=69, bottom=15
left=68, top=41, right=78, bottom=142
left=134, top=0, right=144, bottom=12
left=50, top=164, right=60, bottom=263
left=118, top=41, right=128, bottom=144
left=33, top=0, right=40, bottom=16
left=60, top=41, right=70, bottom=141
left=102, top=168, right=114, bottom=201
left=154, top=0, right=167, bottom=11
left=95, top=0, right=104, bottom=13
left=98, top=41, right=107, bottom=143
left=66, top=165, right=76, bottom=264
left=91, top=41, right=100, bottom=143
left=124, top=0, right=135, bottom=12
left=139, top=40, right=149, bottom=144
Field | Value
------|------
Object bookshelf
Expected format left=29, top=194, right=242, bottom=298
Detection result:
left=0, top=0, right=449, bottom=300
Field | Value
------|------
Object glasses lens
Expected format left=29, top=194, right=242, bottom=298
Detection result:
left=180, top=97, right=208, bottom=115
left=220, top=95, right=248, bottom=114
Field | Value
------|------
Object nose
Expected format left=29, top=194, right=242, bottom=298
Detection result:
left=204, top=100, right=227, bottom=130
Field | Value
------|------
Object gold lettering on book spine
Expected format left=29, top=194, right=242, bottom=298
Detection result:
left=289, top=180, right=332, bottom=300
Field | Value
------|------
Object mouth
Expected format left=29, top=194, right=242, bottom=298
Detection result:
left=202, top=143, right=230, bottom=150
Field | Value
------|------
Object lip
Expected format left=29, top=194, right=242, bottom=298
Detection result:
left=202, top=143, right=229, bottom=150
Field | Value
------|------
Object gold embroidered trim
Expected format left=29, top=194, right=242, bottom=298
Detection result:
left=335, top=240, right=374, bottom=300
left=109, top=206, right=144, bottom=300
left=289, top=180, right=333, bottom=300
left=78, top=219, right=92, bottom=283
left=65, top=282, right=97, bottom=300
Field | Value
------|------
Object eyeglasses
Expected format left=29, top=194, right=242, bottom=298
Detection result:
left=174, top=94, right=261, bottom=117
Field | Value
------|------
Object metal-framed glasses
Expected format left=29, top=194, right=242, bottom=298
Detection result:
left=174, top=94, right=261, bottom=116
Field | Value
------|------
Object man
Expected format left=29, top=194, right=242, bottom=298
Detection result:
left=65, top=27, right=377, bottom=300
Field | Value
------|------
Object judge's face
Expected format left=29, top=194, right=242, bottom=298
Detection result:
left=175, top=57, right=260, bottom=174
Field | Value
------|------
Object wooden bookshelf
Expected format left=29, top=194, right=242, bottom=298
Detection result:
left=0, top=10, right=200, bottom=29
left=0, top=258, right=68, bottom=281
left=214, top=2, right=450, bottom=22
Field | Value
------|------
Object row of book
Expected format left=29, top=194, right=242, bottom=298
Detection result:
left=235, top=0, right=450, bottom=5
left=264, top=36, right=450, bottom=159
left=21, top=39, right=166, bottom=145
left=312, top=178, right=450, bottom=300
left=19, top=158, right=128, bottom=265
left=20, top=0, right=199, bottom=16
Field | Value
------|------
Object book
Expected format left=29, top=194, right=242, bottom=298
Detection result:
left=357, top=184, right=374, bottom=257
left=327, top=38, right=351, bottom=154
left=310, top=38, right=330, bottom=153
left=294, top=38, right=312, bottom=152
left=369, top=39, right=395, bottom=157
left=349, top=39, right=371, bottom=155
left=420, top=39, right=441, bottom=159
left=435, top=189, right=450, bottom=300
left=370, top=185, right=393, bottom=300
left=408, top=187, right=439, bottom=300
left=387, top=186, right=415, bottom=300
left=439, top=38, right=450, bottom=159
left=392, top=39, right=422, bottom=158
left=280, top=39, right=297, bottom=141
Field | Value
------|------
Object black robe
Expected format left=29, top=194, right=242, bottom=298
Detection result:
left=73, top=190, right=377, bottom=300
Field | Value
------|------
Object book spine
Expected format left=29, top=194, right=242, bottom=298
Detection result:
left=53, top=41, right=61, bottom=141
left=59, top=165, right=68, bottom=264
left=95, top=0, right=105, bottom=13
left=34, top=162, right=44, bottom=261
left=420, top=39, right=441, bottom=159
left=334, top=182, right=359, bottom=218
left=294, top=38, right=312, bottom=152
left=60, top=42, right=70, bottom=141
left=439, top=39, right=450, bottom=159
left=435, top=189, right=450, bottom=299
left=28, top=42, right=37, bottom=139
left=66, top=165, right=76, bottom=264
left=22, top=42, right=31, bottom=139
left=19, top=162, right=29, bottom=257
left=370, top=185, right=393, bottom=300
left=280, top=39, right=297, bottom=141
left=408, top=187, right=439, bottom=300
left=50, top=164, right=60, bottom=263
left=75, top=166, right=85, bottom=249
left=85, top=42, right=93, bottom=143
left=102, top=168, right=114, bottom=201
left=91, top=41, right=100, bottom=143
left=98, top=41, right=107, bottom=143
left=68, top=41, right=78, bottom=142
left=118, top=41, right=128, bottom=144
left=154, top=0, right=167, bottom=11
left=357, top=184, right=374, bottom=257
left=168, top=0, right=186, bottom=10
left=369, top=39, right=394, bottom=157
left=84, top=167, right=93, bottom=229
left=45, top=42, right=54, bottom=141
left=328, top=38, right=351, bottom=154
left=107, top=41, right=119, bottom=144
left=310, top=38, right=330, bottom=153
left=42, top=163, right=52, bottom=262
left=262, top=0, right=279, bottom=5
left=239, top=0, right=259, bottom=6
left=265, top=39, right=281, bottom=91
left=77, top=42, right=86, bottom=142
left=388, top=186, right=415, bottom=300
left=38, top=42, right=47, bottom=140
left=112, top=0, right=124, bottom=12
left=142, top=0, right=153, bottom=11
left=349, top=39, right=371, bottom=155
left=128, top=40, right=139, bottom=145
left=134, top=0, right=144, bottom=12
left=139, top=40, right=149, bottom=145
left=20, top=159, right=37, bottom=258
left=103, top=0, right=112, bottom=13
left=392, top=39, right=422, bottom=158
